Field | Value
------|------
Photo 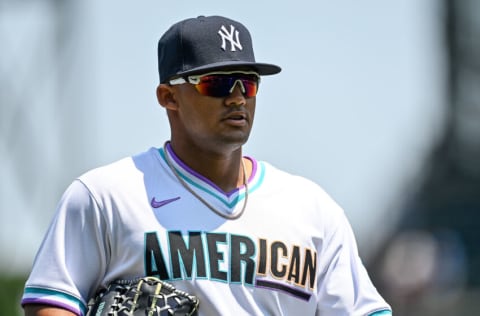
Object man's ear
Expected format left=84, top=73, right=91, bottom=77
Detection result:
left=156, top=84, right=178, bottom=110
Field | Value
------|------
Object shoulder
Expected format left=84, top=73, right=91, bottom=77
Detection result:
left=78, top=147, right=160, bottom=187
left=66, top=148, right=162, bottom=207
left=259, top=160, right=336, bottom=202
left=255, top=160, right=346, bottom=223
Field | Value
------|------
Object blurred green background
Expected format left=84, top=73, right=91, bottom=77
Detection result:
left=0, top=276, right=26, bottom=316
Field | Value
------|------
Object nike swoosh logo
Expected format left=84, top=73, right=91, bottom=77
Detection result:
left=151, top=196, right=180, bottom=208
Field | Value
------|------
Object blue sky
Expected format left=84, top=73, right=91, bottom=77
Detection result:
left=1, top=0, right=445, bottom=273
left=90, top=0, right=445, bottom=249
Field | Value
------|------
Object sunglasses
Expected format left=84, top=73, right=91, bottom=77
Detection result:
left=169, top=71, right=261, bottom=98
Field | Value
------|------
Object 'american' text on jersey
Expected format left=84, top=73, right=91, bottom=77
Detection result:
left=144, top=231, right=317, bottom=291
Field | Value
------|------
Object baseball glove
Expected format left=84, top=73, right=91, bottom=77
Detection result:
left=86, top=276, right=199, bottom=316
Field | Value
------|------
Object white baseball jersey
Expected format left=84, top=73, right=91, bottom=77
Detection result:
left=22, top=145, right=391, bottom=316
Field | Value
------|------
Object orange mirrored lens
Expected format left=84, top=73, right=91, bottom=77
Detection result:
left=194, top=74, right=259, bottom=97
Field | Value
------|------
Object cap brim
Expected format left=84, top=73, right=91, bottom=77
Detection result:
left=174, top=61, right=281, bottom=78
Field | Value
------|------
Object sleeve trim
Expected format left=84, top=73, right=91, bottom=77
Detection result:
left=22, top=286, right=87, bottom=315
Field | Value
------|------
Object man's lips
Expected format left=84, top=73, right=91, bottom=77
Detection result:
left=222, top=111, right=248, bottom=126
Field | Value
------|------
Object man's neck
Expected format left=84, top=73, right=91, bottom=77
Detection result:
left=166, top=141, right=249, bottom=192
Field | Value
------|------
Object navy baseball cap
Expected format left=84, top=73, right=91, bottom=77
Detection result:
left=158, top=15, right=281, bottom=83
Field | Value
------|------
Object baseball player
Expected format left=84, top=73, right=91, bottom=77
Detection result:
left=22, top=15, right=392, bottom=315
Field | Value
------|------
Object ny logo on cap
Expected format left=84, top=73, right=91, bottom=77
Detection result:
left=218, top=25, right=243, bottom=52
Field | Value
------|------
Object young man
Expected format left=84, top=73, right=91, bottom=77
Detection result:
left=22, top=15, right=392, bottom=315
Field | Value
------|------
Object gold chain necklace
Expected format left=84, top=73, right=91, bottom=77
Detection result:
left=163, top=142, right=248, bottom=220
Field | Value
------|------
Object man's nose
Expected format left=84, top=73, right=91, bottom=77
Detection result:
left=225, top=82, right=247, bottom=106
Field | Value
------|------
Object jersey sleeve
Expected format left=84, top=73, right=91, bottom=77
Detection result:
left=315, top=206, right=392, bottom=316
left=21, top=179, right=110, bottom=315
